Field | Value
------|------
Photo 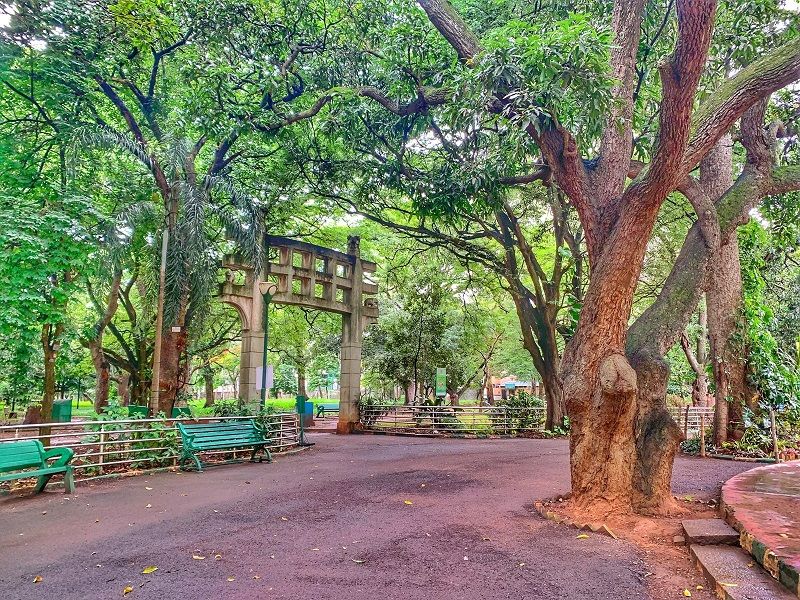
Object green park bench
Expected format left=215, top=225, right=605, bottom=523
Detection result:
left=0, top=440, right=75, bottom=494
left=315, top=403, right=339, bottom=418
left=176, top=419, right=272, bottom=472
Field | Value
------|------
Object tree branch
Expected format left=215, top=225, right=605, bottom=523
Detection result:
left=684, top=36, right=800, bottom=170
left=416, top=0, right=482, bottom=61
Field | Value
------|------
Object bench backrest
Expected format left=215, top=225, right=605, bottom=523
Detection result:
left=319, top=404, right=339, bottom=409
left=0, top=440, right=46, bottom=473
left=177, top=420, right=264, bottom=447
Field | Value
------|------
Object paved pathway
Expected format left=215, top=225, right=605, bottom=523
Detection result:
left=0, top=435, right=754, bottom=600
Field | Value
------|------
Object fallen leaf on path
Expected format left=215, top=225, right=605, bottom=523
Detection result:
left=518, top=563, right=526, bottom=567
left=214, top=554, right=222, bottom=560
left=352, top=559, right=365, bottom=564
left=576, top=534, right=589, bottom=539
left=145, top=487, right=153, bottom=491
left=32, top=576, right=42, bottom=584
left=719, top=582, right=738, bottom=588
left=403, top=500, right=413, bottom=505
left=683, top=590, right=691, bottom=597
left=226, top=577, right=235, bottom=582
left=123, top=586, right=134, bottom=596
left=145, top=504, right=152, bottom=509
left=253, top=575, right=261, bottom=580
left=696, top=585, right=704, bottom=590
left=192, top=555, right=206, bottom=560
left=311, top=548, right=319, bottom=551
left=779, top=533, right=789, bottom=538
left=280, top=516, right=288, bottom=521
left=141, top=566, right=158, bottom=574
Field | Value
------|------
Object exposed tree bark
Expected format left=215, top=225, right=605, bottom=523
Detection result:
left=203, top=368, right=215, bottom=407
left=117, top=372, right=131, bottom=406
left=297, top=364, right=308, bottom=397
left=40, top=320, right=64, bottom=442
left=707, top=233, right=756, bottom=443
left=680, top=299, right=710, bottom=407
left=83, top=269, right=123, bottom=412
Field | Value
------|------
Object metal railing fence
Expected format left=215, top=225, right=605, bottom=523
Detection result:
left=668, top=406, right=714, bottom=438
left=360, top=404, right=546, bottom=436
left=0, top=413, right=299, bottom=484
left=361, top=404, right=713, bottom=439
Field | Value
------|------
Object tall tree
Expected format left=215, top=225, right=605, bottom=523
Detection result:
left=323, top=0, right=800, bottom=513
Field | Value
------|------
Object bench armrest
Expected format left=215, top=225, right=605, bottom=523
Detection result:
left=42, top=446, right=74, bottom=468
left=176, top=425, right=195, bottom=443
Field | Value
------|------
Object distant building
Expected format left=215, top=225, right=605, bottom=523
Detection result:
left=484, top=376, right=544, bottom=399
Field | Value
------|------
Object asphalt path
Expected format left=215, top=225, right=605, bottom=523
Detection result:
left=0, top=435, right=754, bottom=600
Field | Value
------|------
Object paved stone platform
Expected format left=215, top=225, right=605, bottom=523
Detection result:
left=722, top=461, right=800, bottom=597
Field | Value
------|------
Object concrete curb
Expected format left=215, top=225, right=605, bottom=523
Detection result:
left=721, top=463, right=800, bottom=597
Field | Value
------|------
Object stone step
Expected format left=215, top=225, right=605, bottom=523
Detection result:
left=683, top=518, right=740, bottom=545
left=691, top=544, right=796, bottom=600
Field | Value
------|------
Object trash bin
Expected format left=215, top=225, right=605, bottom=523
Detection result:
left=52, top=399, right=72, bottom=423
left=295, top=396, right=314, bottom=427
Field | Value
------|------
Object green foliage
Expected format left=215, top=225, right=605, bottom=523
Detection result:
left=80, top=401, right=179, bottom=471
left=502, top=391, right=547, bottom=431
left=478, top=14, right=614, bottom=141
left=740, top=223, right=799, bottom=412
left=211, top=399, right=241, bottom=417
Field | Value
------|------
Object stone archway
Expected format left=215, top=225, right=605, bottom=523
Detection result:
left=219, top=235, right=378, bottom=433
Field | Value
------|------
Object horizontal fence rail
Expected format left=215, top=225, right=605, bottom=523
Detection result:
left=0, top=414, right=299, bottom=486
left=668, top=406, right=714, bottom=438
left=360, top=404, right=546, bottom=436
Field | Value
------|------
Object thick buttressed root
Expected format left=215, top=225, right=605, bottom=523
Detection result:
left=569, top=352, right=683, bottom=517
left=630, top=349, right=683, bottom=515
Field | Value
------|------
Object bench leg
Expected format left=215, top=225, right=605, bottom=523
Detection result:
left=191, top=454, right=202, bottom=472
left=34, top=473, right=53, bottom=494
left=179, top=452, right=202, bottom=472
left=63, top=468, right=75, bottom=494
left=251, top=445, right=272, bottom=463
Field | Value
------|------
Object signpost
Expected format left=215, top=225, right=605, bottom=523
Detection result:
left=254, top=365, right=274, bottom=391
left=435, top=368, right=447, bottom=398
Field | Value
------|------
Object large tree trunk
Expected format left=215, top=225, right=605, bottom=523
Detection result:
left=40, top=322, right=65, bottom=443
left=203, top=368, right=215, bottom=407
left=156, top=327, right=187, bottom=415
left=680, top=299, right=711, bottom=406
left=117, top=372, right=131, bottom=406
left=297, top=364, right=308, bottom=397
left=90, top=343, right=112, bottom=413
left=542, top=370, right=565, bottom=430
left=707, top=233, right=754, bottom=443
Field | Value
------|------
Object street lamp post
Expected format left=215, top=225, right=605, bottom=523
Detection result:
left=258, top=281, right=279, bottom=408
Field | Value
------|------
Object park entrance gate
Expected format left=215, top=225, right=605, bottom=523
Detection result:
left=219, top=236, right=378, bottom=433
